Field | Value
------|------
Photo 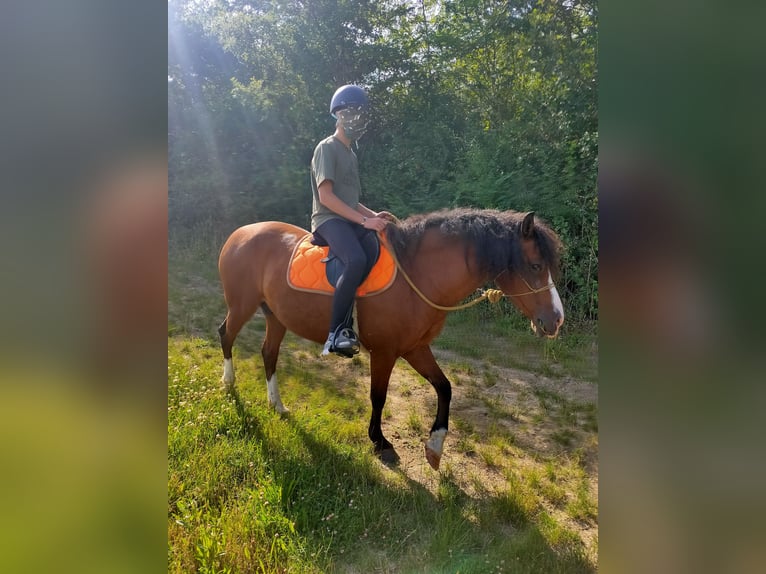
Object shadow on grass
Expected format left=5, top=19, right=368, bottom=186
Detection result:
left=222, top=383, right=594, bottom=573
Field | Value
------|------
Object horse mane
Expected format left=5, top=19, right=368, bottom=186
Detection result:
left=385, top=208, right=562, bottom=278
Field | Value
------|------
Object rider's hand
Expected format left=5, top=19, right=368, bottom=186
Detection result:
left=374, top=211, right=396, bottom=222
left=362, top=216, right=388, bottom=232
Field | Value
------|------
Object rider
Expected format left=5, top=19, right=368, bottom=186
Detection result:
left=310, top=84, right=393, bottom=357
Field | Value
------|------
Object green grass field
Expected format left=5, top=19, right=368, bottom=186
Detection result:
left=168, top=243, right=598, bottom=573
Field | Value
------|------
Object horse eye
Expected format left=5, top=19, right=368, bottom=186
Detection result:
left=530, top=263, right=542, bottom=272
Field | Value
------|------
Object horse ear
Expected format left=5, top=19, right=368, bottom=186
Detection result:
left=521, top=211, right=535, bottom=238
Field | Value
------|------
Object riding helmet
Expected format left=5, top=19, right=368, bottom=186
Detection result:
left=330, top=85, right=368, bottom=117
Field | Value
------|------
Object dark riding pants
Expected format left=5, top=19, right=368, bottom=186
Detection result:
left=313, top=218, right=375, bottom=333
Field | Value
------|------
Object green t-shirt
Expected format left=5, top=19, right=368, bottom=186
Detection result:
left=310, top=135, right=361, bottom=231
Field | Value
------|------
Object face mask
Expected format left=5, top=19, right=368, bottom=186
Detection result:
left=336, top=107, right=369, bottom=140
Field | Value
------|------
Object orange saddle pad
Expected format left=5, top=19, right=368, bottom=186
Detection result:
left=287, top=234, right=396, bottom=297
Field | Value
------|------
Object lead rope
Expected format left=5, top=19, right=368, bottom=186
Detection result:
left=378, top=229, right=504, bottom=312
left=377, top=224, right=555, bottom=312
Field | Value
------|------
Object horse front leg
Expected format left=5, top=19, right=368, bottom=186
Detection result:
left=368, top=353, right=399, bottom=465
left=402, top=345, right=452, bottom=470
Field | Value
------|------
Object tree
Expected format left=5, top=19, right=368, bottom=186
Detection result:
left=168, top=0, right=598, bottom=319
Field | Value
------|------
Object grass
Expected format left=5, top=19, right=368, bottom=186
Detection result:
left=436, top=301, right=598, bottom=384
left=168, top=242, right=597, bottom=573
left=405, top=409, right=424, bottom=434
left=168, top=337, right=594, bottom=572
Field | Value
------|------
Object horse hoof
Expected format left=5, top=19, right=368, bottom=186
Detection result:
left=273, top=405, right=290, bottom=418
left=425, top=446, right=441, bottom=470
left=379, top=448, right=400, bottom=466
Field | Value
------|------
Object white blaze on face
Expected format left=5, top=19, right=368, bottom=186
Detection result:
left=548, top=272, right=564, bottom=321
left=222, top=358, right=235, bottom=386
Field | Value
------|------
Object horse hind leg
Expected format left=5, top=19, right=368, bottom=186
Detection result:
left=262, top=311, right=289, bottom=415
left=218, top=301, right=258, bottom=388
left=218, top=316, right=233, bottom=387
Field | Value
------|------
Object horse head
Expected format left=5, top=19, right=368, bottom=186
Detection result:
left=495, top=212, right=565, bottom=338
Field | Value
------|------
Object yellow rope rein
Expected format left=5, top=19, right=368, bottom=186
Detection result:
left=378, top=228, right=505, bottom=312
left=377, top=219, right=555, bottom=312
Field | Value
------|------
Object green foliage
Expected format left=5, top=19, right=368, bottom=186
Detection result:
left=168, top=0, right=598, bottom=319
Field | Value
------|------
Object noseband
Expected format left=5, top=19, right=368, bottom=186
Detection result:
left=496, top=270, right=555, bottom=298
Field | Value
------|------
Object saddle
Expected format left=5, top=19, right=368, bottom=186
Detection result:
left=287, top=232, right=396, bottom=296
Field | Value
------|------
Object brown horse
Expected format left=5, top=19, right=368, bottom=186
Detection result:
left=217, top=208, right=564, bottom=469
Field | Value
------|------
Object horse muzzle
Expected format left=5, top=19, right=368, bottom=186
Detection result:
left=531, top=311, right=563, bottom=339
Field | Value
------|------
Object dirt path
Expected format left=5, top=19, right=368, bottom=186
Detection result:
left=383, top=348, right=598, bottom=553
left=291, top=337, right=599, bottom=561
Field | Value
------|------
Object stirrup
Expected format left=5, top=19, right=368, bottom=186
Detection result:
left=327, top=327, right=359, bottom=357
left=334, top=328, right=359, bottom=351
left=321, top=329, right=359, bottom=358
